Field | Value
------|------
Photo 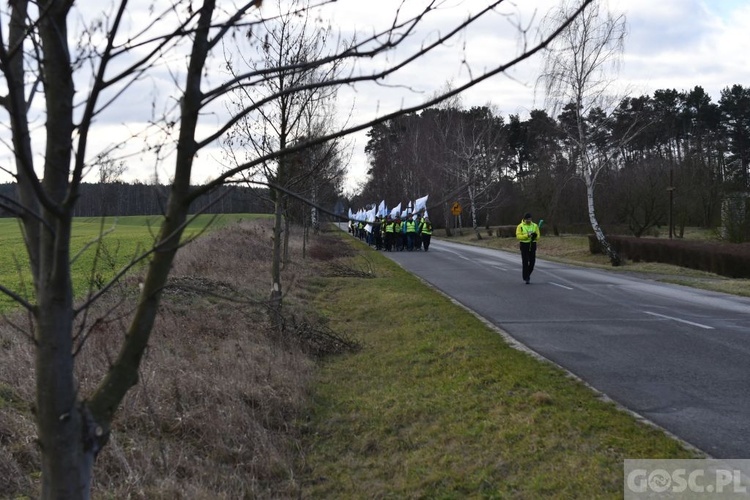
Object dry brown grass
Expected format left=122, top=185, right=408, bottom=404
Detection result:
left=0, top=219, right=352, bottom=498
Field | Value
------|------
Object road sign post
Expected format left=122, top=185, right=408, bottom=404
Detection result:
left=451, top=202, right=463, bottom=235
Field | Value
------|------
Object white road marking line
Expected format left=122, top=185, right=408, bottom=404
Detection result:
left=491, top=265, right=507, bottom=271
left=438, top=248, right=471, bottom=260
left=644, top=311, right=714, bottom=330
left=549, top=282, right=574, bottom=290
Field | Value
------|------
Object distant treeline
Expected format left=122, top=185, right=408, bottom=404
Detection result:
left=0, top=182, right=274, bottom=217
left=356, top=84, right=750, bottom=237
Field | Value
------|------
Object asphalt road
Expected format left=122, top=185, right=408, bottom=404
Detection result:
left=379, top=237, right=750, bottom=458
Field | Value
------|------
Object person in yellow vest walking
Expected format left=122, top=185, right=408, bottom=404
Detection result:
left=384, top=216, right=395, bottom=251
left=516, top=212, right=540, bottom=284
left=418, top=215, right=433, bottom=251
left=405, top=216, right=417, bottom=250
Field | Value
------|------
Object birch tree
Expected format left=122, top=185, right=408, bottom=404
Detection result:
left=539, top=0, right=627, bottom=265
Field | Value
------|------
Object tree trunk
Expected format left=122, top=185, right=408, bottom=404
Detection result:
left=36, top=298, right=94, bottom=499
left=468, top=186, right=482, bottom=239
left=302, top=215, right=308, bottom=259
left=283, top=197, right=291, bottom=266
left=311, top=182, right=320, bottom=235
left=270, top=190, right=284, bottom=329
left=35, top=212, right=101, bottom=498
left=586, top=178, right=621, bottom=266
left=443, top=201, right=452, bottom=237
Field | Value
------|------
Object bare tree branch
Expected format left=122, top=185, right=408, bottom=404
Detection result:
left=0, top=1, right=595, bottom=494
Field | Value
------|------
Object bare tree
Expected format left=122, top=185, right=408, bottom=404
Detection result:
left=539, top=0, right=627, bottom=265
left=94, top=155, right=126, bottom=185
left=223, top=0, right=344, bottom=326
left=450, top=106, right=505, bottom=238
left=0, top=0, right=592, bottom=496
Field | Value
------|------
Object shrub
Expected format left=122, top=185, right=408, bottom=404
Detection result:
left=600, top=235, right=750, bottom=278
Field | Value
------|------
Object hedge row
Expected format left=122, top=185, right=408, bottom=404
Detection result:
left=588, top=235, right=750, bottom=278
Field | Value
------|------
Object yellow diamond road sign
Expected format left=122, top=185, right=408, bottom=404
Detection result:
left=451, top=202, right=462, bottom=215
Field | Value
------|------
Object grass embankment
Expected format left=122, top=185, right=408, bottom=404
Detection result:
left=300, top=231, right=700, bottom=498
left=1, top=216, right=303, bottom=498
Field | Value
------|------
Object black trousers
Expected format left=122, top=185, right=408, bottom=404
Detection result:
left=422, top=234, right=431, bottom=251
left=519, top=241, right=537, bottom=281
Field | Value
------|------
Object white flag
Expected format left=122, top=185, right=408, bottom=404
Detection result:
left=390, top=202, right=402, bottom=218
left=414, top=194, right=429, bottom=213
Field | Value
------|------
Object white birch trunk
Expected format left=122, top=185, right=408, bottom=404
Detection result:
left=585, top=175, right=621, bottom=266
left=468, top=185, right=481, bottom=239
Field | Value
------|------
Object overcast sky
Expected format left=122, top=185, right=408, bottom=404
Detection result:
left=332, top=0, right=750, bottom=194
left=3, top=0, right=747, bottom=197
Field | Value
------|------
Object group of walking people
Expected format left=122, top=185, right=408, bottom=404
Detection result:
left=350, top=211, right=541, bottom=284
left=349, top=213, right=434, bottom=252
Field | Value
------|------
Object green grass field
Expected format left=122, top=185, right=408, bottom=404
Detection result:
left=0, top=214, right=265, bottom=312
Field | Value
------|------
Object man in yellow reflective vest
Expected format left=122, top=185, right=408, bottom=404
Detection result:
left=384, top=216, right=395, bottom=251
left=516, top=212, right=540, bottom=284
left=418, top=215, right=433, bottom=251
left=405, top=216, right=417, bottom=251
